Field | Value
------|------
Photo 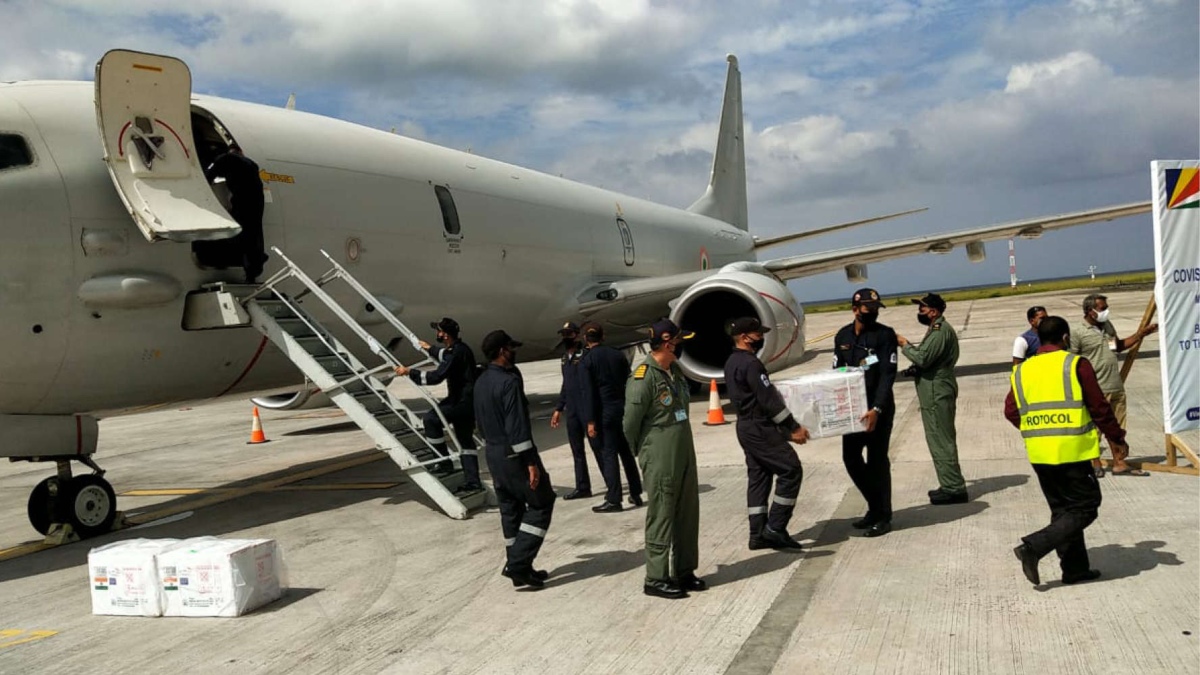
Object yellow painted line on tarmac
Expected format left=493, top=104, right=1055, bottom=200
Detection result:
left=275, top=482, right=400, bottom=491
left=0, top=629, right=58, bottom=649
left=120, top=488, right=224, bottom=497
left=0, top=451, right=387, bottom=563
left=805, top=329, right=838, bottom=346
left=0, top=543, right=54, bottom=561
left=124, top=451, right=386, bottom=527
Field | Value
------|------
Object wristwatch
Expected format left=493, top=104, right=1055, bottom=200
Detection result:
left=871, top=406, right=882, bottom=415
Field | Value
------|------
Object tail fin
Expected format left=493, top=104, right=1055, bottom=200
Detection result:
left=688, top=54, right=748, bottom=231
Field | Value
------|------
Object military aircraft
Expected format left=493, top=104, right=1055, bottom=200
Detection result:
left=0, top=49, right=1149, bottom=537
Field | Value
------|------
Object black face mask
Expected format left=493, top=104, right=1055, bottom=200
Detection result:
left=749, top=338, right=765, bottom=352
left=917, top=313, right=933, bottom=326
left=561, top=337, right=577, bottom=349
left=858, top=312, right=878, bottom=326
left=671, top=343, right=684, bottom=357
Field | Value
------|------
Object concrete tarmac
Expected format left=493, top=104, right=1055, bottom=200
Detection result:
left=0, top=289, right=1196, bottom=674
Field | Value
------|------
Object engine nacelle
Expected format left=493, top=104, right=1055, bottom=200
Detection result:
left=250, top=385, right=330, bottom=411
left=669, top=266, right=806, bottom=383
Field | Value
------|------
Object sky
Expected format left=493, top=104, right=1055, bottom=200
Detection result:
left=2, top=0, right=1197, bottom=302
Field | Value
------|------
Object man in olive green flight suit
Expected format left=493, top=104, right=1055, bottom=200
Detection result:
left=624, top=319, right=706, bottom=600
left=897, top=293, right=968, bottom=504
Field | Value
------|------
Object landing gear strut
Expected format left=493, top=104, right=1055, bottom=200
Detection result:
left=25, top=458, right=118, bottom=539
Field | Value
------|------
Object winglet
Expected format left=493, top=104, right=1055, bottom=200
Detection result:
left=688, top=55, right=747, bottom=231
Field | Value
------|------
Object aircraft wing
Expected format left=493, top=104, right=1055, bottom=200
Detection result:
left=762, top=200, right=1151, bottom=281
left=577, top=200, right=1150, bottom=320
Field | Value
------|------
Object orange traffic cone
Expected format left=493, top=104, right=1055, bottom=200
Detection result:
left=703, top=379, right=729, bottom=426
left=247, top=406, right=270, bottom=444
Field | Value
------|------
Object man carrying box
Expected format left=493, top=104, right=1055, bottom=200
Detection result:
left=724, top=317, right=810, bottom=551
left=833, top=288, right=899, bottom=538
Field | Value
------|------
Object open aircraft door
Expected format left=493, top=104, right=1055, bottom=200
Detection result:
left=95, top=49, right=241, bottom=242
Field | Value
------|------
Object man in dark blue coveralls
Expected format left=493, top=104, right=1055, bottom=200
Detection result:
left=395, top=317, right=481, bottom=495
left=550, top=321, right=593, bottom=500
left=474, top=330, right=556, bottom=590
left=580, top=322, right=644, bottom=513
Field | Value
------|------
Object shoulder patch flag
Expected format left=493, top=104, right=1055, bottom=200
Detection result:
left=633, top=364, right=648, bottom=380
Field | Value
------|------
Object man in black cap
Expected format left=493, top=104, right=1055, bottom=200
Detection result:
left=395, top=317, right=481, bottom=494
left=897, top=293, right=968, bottom=504
left=205, top=143, right=267, bottom=283
left=834, top=289, right=899, bottom=537
left=475, top=329, right=556, bottom=589
left=550, top=321, right=592, bottom=500
left=724, top=316, right=809, bottom=551
left=624, top=318, right=705, bottom=598
left=580, top=321, right=644, bottom=513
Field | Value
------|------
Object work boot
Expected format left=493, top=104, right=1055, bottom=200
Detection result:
left=1013, top=543, right=1041, bottom=585
left=504, top=566, right=546, bottom=589
left=676, top=572, right=708, bottom=592
left=1062, top=569, right=1102, bottom=585
left=761, top=526, right=804, bottom=550
left=929, top=489, right=968, bottom=505
left=502, top=565, right=549, bottom=582
left=851, top=513, right=876, bottom=530
left=643, top=579, right=687, bottom=599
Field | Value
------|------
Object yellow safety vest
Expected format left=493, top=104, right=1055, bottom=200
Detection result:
left=1010, top=350, right=1100, bottom=465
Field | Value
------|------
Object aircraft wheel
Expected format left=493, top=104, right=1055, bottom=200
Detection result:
left=26, top=477, right=54, bottom=535
left=64, top=475, right=118, bottom=538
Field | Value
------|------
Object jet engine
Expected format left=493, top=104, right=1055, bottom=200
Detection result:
left=251, top=385, right=330, bottom=411
left=669, top=263, right=806, bottom=383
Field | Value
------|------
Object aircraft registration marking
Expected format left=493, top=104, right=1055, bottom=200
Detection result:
left=0, top=630, right=58, bottom=650
left=259, top=170, right=295, bottom=184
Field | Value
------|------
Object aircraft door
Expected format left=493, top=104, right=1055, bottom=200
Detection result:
left=94, top=49, right=242, bottom=243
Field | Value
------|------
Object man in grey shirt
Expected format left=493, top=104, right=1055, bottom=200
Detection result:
left=1069, top=293, right=1158, bottom=477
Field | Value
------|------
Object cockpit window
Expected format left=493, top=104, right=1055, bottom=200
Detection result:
left=0, top=134, right=33, bottom=171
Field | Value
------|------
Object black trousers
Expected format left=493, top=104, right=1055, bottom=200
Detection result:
left=423, top=401, right=480, bottom=488
left=1023, top=460, right=1102, bottom=576
left=564, top=411, right=591, bottom=492
left=737, top=421, right=803, bottom=535
left=486, top=449, right=556, bottom=572
left=841, top=412, right=894, bottom=522
left=589, top=416, right=643, bottom=504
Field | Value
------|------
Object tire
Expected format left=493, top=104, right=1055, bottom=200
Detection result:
left=26, top=477, right=53, bottom=536
left=63, top=475, right=118, bottom=538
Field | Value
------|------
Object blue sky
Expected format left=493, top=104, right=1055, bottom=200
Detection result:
left=2, top=0, right=1197, bottom=301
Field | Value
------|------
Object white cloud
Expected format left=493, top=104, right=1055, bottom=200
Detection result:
left=1004, top=51, right=1107, bottom=92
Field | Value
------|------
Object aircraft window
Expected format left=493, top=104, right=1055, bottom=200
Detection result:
left=0, top=134, right=33, bottom=171
left=434, top=185, right=461, bottom=236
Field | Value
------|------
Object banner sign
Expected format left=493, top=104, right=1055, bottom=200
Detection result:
left=1151, top=160, right=1200, bottom=433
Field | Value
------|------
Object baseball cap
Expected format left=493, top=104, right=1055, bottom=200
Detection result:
left=481, top=330, right=522, bottom=360
left=727, top=316, right=771, bottom=336
left=557, top=321, right=580, bottom=335
left=430, top=317, right=461, bottom=337
left=851, top=288, right=885, bottom=309
left=648, top=318, right=695, bottom=343
left=911, top=293, right=947, bottom=311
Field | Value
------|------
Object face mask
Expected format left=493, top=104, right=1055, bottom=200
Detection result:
left=561, top=337, right=577, bottom=349
left=918, top=313, right=933, bottom=326
left=858, top=311, right=878, bottom=326
left=749, top=338, right=765, bottom=352
left=671, top=342, right=684, bottom=357
left=1094, top=309, right=1110, bottom=323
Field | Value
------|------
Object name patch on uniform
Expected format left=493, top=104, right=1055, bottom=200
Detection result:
left=633, top=364, right=648, bottom=380
left=675, top=409, right=688, bottom=422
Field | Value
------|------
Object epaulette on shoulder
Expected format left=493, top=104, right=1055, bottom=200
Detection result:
left=633, top=364, right=648, bottom=380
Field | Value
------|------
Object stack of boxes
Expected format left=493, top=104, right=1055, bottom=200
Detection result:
left=88, top=537, right=284, bottom=617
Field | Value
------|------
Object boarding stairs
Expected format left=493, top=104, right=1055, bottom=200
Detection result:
left=205, top=248, right=487, bottom=519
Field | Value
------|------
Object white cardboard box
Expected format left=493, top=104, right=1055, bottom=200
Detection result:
left=159, top=538, right=284, bottom=617
left=88, top=539, right=180, bottom=617
left=776, top=368, right=870, bottom=439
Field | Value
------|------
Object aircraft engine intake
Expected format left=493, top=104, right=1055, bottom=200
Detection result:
left=669, top=265, right=806, bottom=383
